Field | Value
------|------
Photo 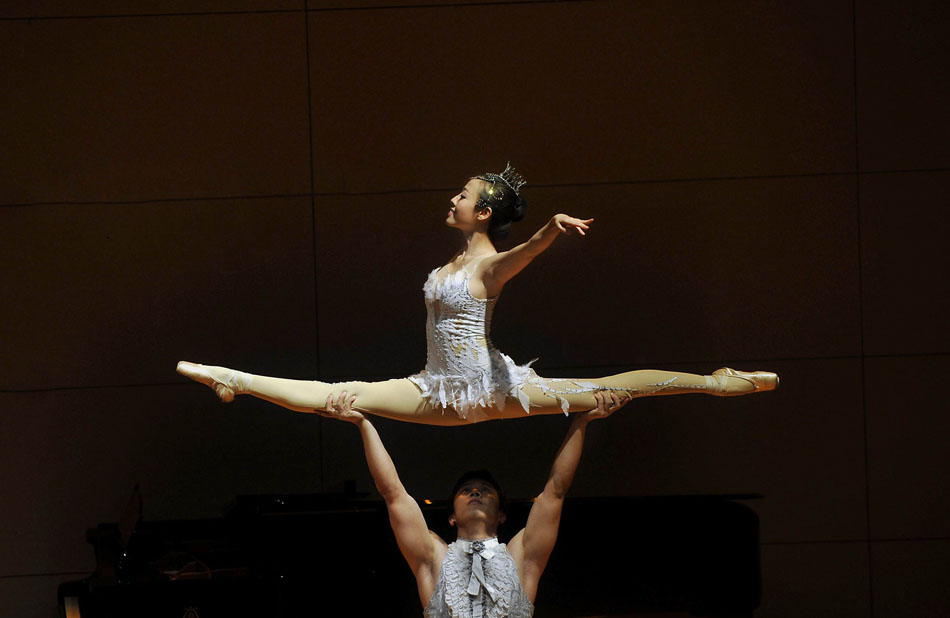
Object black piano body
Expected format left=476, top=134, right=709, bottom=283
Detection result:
left=59, top=493, right=761, bottom=617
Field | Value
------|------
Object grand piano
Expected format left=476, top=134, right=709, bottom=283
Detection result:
left=59, top=488, right=761, bottom=617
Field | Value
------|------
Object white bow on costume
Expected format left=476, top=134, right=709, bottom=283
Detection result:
left=458, top=537, right=501, bottom=618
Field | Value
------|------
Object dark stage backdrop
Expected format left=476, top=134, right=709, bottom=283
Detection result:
left=2, top=1, right=949, bottom=616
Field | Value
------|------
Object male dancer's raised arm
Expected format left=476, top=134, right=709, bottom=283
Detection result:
left=320, top=389, right=630, bottom=613
left=321, top=393, right=445, bottom=605
left=507, top=390, right=631, bottom=601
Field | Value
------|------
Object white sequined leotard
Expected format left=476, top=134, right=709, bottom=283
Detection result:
left=408, top=260, right=604, bottom=421
left=424, top=538, right=533, bottom=618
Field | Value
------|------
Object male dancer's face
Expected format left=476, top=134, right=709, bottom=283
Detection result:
left=449, top=479, right=506, bottom=531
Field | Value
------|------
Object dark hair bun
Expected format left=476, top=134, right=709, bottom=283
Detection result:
left=487, top=192, right=526, bottom=242
left=510, top=195, right=527, bottom=222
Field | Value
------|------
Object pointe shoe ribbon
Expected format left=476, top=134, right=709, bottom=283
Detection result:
left=176, top=361, right=236, bottom=402
left=711, top=367, right=780, bottom=396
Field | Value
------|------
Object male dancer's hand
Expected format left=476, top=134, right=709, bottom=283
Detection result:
left=579, top=390, right=631, bottom=422
left=319, top=391, right=365, bottom=424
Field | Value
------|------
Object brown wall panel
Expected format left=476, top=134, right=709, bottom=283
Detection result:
left=0, top=197, right=317, bottom=391
left=866, top=355, right=950, bottom=540
left=322, top=358, right=867, bottom=545
left=497, top=176, right=861, bottom=367
left=860, top=171, right=950, bottom=356
left=1, top=1, right=301, bottom=19
left=309, top=0, right=855, bottom=193
left=308, top=0, right=537, bottom=8
left=0, top=12, right=309, bottom=204
left=0, top=0, right=540, bottom=16
left=758, top=542, right=870, bottom=618
left=0, top=387, right=325, bottom=576
left=856, top=1, right=950, bottom=171
left=315, top=174, right=860, bottom=378
left=871, top=540, right=950, bottom=618
left=313, top=190, right=453, bottom=378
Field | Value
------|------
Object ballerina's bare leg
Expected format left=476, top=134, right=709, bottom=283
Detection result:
left=177, top=362, right=776, bottom=426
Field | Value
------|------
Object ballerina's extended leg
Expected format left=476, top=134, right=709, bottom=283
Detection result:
left=497, top=366, right=779, bottom=418
left=706, top=367, right=779, bottom=396
left=176, top=361, right=250, bottom=403
left=176, top=361, right=439, bottom=423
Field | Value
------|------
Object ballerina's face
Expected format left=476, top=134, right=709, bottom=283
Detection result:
left=446, top=178, right=491, bottom=231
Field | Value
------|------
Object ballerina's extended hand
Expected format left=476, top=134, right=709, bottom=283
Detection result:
left=552, top=213, right=594, bottom=236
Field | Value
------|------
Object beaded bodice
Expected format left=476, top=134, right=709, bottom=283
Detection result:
left=422, top=263, right=498, bottom=378
left=409, top=261, right=541, bottom=419
left=409, top=260, right=619, bottom=419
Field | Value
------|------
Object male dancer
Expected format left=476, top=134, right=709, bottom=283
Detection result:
left=319, top=389, right=631, bottom=617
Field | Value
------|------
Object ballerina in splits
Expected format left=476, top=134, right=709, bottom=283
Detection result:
left=178, top=163, right=778, bottom=426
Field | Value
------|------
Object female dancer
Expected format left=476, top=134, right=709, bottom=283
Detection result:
left=177, top=163, right=778, bottom=426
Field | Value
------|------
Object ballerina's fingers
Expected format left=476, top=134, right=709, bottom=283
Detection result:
left=573, top=218, right=593, bottom=236
left=564, top=216, right=594, bottom=236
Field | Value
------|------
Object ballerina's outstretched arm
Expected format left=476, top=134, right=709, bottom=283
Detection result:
left=477, top=213, right=593, bottom=297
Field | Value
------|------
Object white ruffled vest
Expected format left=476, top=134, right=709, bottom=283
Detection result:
left=424, top=538, right=533, bottom=618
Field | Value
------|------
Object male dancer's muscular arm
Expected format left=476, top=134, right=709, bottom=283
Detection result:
left=508, top=391, right=630, bottom=601
left=321, top=393, right=441, bottom=593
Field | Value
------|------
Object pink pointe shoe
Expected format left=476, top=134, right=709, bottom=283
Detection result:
left=176, top=361, right=239, bottom=403
left=710, top=367, right=780, bottom=396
